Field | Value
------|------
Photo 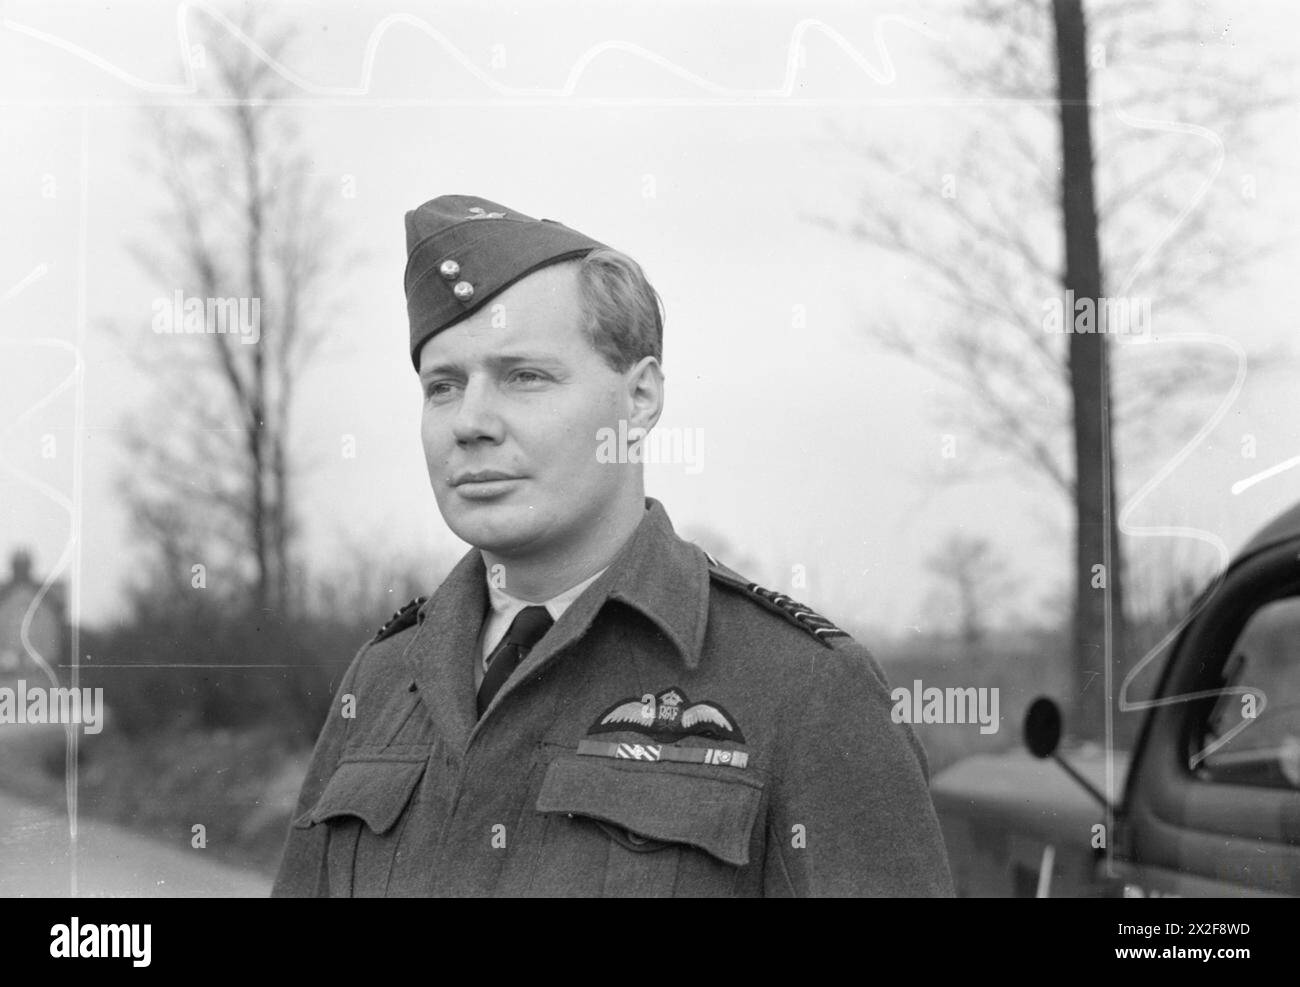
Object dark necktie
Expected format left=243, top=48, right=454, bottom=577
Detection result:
left=477, top=605, right=554, bottom=717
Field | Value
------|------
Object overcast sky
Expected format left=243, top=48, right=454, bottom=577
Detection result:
left=2, top=0, right=1298, bottom=643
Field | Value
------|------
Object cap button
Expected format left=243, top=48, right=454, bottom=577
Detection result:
left=453, top=281, right=475, bottom=301
left=439, top=259, right=460, bottom=280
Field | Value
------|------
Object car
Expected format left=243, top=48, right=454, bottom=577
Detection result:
left=931, top=500, right=1300, bottom=897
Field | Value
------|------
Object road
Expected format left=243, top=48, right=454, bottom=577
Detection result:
left=0, top=789, right=271, bottom=897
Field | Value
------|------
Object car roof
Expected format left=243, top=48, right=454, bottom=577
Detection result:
left=1236, top=499, right=1300, bottom=566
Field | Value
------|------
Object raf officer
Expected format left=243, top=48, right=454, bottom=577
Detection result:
left=272, top=194, right=954, bottom=897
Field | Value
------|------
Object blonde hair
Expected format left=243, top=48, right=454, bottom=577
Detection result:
left=576, top=248, right=664, bottom=371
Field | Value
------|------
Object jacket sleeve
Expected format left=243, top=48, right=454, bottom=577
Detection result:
left=270, top=646, right=365, bottom=897
left=762, top=643, right=955, bottom=897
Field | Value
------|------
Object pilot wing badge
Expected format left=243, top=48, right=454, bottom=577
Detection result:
left=589, top=687, right=745, bottom=744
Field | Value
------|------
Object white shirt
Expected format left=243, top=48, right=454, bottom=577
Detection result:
left=474, top=564, right=611, bottom=689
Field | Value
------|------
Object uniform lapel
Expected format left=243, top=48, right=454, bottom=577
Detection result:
left=403, top=547, right=487, bottom=754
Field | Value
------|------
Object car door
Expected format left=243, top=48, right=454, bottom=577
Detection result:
left=1119, top=538, right=1300, bottom=896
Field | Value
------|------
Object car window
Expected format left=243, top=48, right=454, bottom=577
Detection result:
left=1195, top=596, right=1300, bottom=789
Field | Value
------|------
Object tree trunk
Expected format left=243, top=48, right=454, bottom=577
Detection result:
left=1052, top=0, right=1125, bottom=741
left=238, top=104, right=273, bottom=618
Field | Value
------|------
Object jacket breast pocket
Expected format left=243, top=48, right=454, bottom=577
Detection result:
left=292, top=757, right=427, bottom=897
left=534, top=753, right=764, bottom=897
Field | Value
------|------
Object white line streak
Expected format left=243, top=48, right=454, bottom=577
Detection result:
left=66, top=106, right=90, bottom=897
left=1035, top=844, right=1055, bottom=899
left=2, top=264, right=49, bottom=301
left=1105, top=108, right=1240, bottom=871
left=1102, top=104, right=1253, bottom=816
left=1111, top=108, right=1224, bottom=299
left=1231, top=454, right=1300, bottom=495
left=1117, top=335, right=1249, bottom=749
left=59, top=663, right=316, bottom=668
left=3, top=5, right=944, bottom=101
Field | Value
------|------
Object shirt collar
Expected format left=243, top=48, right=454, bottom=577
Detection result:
left=485, top=563, right=610, bottom=625
left=419, top=496, right=710, bottom=669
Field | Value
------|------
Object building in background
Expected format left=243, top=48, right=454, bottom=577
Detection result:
left=0, top=550, right=66, bottom=681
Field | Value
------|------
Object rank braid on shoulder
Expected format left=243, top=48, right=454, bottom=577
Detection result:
left=702, top=550, right=850, bottom=647
left=371, top=596, right=428, bottom=644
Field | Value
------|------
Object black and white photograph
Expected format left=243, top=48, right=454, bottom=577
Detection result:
left=1, top=0, right=1297, bottom=937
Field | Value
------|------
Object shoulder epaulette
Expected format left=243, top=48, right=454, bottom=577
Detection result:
left=702, top=551, right=850, bottom=648
left=371, top=596, right=428, bottom=644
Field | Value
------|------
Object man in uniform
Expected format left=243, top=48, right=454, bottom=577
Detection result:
left=272, top=194, right=954, bottom=897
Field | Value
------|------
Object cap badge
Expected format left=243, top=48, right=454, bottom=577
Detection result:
left=466, top=206, right=506, bottom=220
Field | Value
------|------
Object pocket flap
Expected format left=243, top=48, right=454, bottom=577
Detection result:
left=293, top=758, right=426, bottom=835
left=535, top=754, right=762, bottom=866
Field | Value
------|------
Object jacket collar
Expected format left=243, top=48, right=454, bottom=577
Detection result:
left=404, top=548, right=488, bottom=753
left=403, top=497, right=710, bottom=748
left=601, top=496, right=711, bottom=667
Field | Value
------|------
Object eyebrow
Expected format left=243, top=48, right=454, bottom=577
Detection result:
left=419, top=354, right=565, bottom=379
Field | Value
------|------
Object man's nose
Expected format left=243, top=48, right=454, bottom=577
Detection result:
left=451, top=375, right=505, bottom=445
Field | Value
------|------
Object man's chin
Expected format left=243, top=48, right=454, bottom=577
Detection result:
left=441, top=498, right=547, bottom=554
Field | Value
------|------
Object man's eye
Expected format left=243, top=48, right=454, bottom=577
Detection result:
left=510, top=370, right=547, bottom=385
left=424, top=381, right=456, bottom=400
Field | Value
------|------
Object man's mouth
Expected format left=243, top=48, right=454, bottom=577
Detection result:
left=451, top=470, right=524, bottom=488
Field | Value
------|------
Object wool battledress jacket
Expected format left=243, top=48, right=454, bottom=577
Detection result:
left=272, top=498, right=954, bottom=897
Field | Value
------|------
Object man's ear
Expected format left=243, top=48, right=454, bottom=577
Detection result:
left=625, top=356, right=664, bottom=434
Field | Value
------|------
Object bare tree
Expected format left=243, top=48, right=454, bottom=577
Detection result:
left=120, top=12, right=340, bottom=620
left=925, top=533, right=1016, bottom=648
left=813, top=0, right=1286, bottom=738
left=311, top=534, right=453, bottom=629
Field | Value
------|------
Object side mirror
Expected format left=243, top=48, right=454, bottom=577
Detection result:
left=1024, top=696, right=1062, bottom=759
left=1023, top=696, right=1111, bottom=812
